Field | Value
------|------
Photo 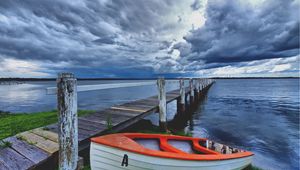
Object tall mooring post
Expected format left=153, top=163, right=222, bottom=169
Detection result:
left=177, top=79, right=185, bottom=113
left=57, top=73, right=78, bottom=170
left=189, top=78, right=194, bottom=105
left=157, top=78, right=167, bottom=132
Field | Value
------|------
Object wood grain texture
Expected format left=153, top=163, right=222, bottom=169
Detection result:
left=0, top=147, right=34, bottom=170
left=31, top=128, right=58, bottom=143
left=157, top=78, right=167, bottom=131
left=57, top=73, right=78, bottom=170
left=4, top=136, right=49, bottom=164
left=0, top=161, right=9, bottom=170
left=18, top=131, right=59, bottom=154
left=110, top=106, right=148, bottom=113
left=103, top=109, right=139, bottom=117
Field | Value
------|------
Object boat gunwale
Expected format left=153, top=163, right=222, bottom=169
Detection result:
left=91, top=133, right=254, bottom=161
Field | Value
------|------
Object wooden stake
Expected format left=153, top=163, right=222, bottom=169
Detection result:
left=177, top=79, right=185, bottom=113
left=57, top=73, right=78, bottom=170
left=157, top=78, right=167, bottom=132
left=189, top=78, right=194, bottom=104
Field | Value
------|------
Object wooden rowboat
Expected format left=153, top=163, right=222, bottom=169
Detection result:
left=90, top=133, right=253, bottom=170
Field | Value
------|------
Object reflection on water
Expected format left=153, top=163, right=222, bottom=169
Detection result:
left=189, top=79, right=299, bottom=170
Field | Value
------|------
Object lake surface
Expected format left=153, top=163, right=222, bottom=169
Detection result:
left=0, top=79, right=299, bottom=170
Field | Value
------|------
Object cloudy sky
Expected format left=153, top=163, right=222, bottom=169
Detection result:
left=0, top=0, right=299, bottom=78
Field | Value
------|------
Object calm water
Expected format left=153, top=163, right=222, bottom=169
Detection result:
left=190, top=79, right=299, bottom=170
left=0, top=79, right=299, bottom=170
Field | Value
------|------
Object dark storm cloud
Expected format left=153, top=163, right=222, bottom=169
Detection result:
left=175, top=0, right=300, bottom=67
left=0, top=0, right=184, bottom=74
left=0, top=0, right=299, bottom=77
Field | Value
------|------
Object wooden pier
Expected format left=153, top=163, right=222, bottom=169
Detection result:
left=0, top=75, right=214, bottom=170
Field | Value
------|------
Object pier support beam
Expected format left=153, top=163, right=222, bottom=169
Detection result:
left=195, top=79, right=199, bottom=101
left=57, top=73, right=78, bottom=170
left=189, top=79, right=194, bottom=105
left=197, top=79, right=201, bottom=98
left=157, top=78, right=167, bottom=132
left=177, top=79, right=185, bottom=113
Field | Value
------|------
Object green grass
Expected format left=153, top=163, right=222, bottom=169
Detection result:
left=82, top=165, right=91, bottom=170
left=0, top=110, right=95, bottom=140
left=0, top=140, right=12, bottom=148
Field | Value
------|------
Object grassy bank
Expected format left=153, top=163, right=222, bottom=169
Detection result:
left=0, top=110, right=94, bottom=140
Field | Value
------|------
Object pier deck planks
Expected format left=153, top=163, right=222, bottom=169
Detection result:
left=4, top=136, right=49, bottom=164
left=0, top=147, right=34, bottom=170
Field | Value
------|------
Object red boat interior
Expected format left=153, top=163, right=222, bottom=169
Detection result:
left=91, top=133, right=253, bottom=161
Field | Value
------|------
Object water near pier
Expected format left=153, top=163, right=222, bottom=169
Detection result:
left=0, top=79, right=299, bottom=170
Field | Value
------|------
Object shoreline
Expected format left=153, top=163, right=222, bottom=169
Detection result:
left=0, top=77, right=299, bottom=82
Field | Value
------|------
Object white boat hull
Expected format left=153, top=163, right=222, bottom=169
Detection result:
left=90, top=142, right=253, bottom=170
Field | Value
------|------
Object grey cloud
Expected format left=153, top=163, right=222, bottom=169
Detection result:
left=190, top=0, right=203, bottom=11
left=0, top=0, right=190, bottom=76
left=0, top=0, right=298, bottom=77
left=176, top=0, right=299, bottom=67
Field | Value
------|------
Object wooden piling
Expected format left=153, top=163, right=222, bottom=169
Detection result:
left=57, top=73, right=78, bottom=170
left=177, top=79, right=185, bottom=113
left=189, top=79, right=194, bottom=105
left=194, top=79, right=199, bottom=101
left=157, top=78, right=167, bottom=132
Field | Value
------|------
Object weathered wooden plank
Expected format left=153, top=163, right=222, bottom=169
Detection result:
left=31, top=128, right=58, bottom=143
left=78, top=117, right=107, bottom=126
left=110, top=106, right=148, bottom=113
left=18, top=131, right=59, bottom=154
left=4, top=136, right=49, bottom=164
left=103, top=109, right=139, bottom=117
left=89, top=111, right=133, bottom=125
left=78, top=128, right=98, bottom=141
left=0, top=161, right=9, bottom=170
left=134, top=99, right=158, bottom=105
left=125, top=100, right=158, bottom=107
left=118, top=103, right=154, bottom=110
left=44, top=123, right=59, bottom=133
left=0, top=147, right=34, bottom=170
left=78, top=115, right=107, bottom=125
left=78, top=120, right=107, bottom=132
left=81, top=112, right=108, bottom=121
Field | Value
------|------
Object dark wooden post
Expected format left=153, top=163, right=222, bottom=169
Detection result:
left=57, top=73, right=78, bottom=170
left=177, top=79, right=185, bottom=113
left=189, top=78, right=194, bottom=105
left=157, top=78, right=167, bottom=132
left=195, top=79, right=200, bottom=101
left=197, top=79, right=201, bottom=98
